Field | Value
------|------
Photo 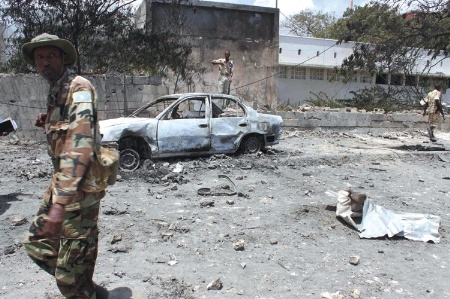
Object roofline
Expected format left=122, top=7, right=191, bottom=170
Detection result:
left=152, top=0, right=278, bottom=14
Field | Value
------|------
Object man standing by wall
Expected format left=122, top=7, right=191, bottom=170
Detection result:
left=423, top=83, right=445, bottom=142
left=211, top=50, right=234, bottom=94
left=21, top=33, right=110, bottom=299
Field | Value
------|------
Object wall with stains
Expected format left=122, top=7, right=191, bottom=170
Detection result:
left=139, top=0, right=279, bottom=108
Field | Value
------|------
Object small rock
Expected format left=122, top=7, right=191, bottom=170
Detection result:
left=207, top=278, right=223, bottom=290
left=111, top=231, right=122, bottom=244
left=3, top=245, right=16, bottom=255
left=233, top=239, right=245, bottom=251
left=167, top=260, right=178, bottom=266
left=11, top=216, right=27, bottom=226
left=240, top=262, right=246, bottom=269
left=269, top=238, right=278, bottom=245
left=109, top=245, right=128, bottom=253
left=226, top=199, right=235, bottom=205
left=200, top=201, right=214, bottom=207
left=349, top=255, right=360, bottom=265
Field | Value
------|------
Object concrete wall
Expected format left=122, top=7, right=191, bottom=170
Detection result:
left=139, top=0, right=279, bottom=108
left=278, top=108, right=449, bottom=134
left=0, top=74, right=165, bottom=142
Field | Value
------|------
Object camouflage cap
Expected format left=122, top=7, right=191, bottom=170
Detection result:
left=21, top=33, right=77, bottom=66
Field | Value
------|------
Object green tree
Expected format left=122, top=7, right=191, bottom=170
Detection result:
left=327, top=0, right=449, bottom=107
left=282, top=9, right=338, bottom=38
left=331, top=0, right=449, bottom=78
left=0, top=0, right=197, bottom=83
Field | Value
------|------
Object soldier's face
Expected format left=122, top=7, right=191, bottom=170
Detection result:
left=225, top=51, right=230, bottom=58
left=33, top=46, right=67, bottom=82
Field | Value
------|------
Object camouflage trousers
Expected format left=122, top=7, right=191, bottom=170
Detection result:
left=23, top=194, right=102, bottom=299
left=428, top=111, right=442, bottom=127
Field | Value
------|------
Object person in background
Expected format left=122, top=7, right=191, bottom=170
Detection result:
left=422, top=83, right=445, bottom=142
left=211, top=50, right=233, bottom=94
left=21, top=33, right=110, bottom=299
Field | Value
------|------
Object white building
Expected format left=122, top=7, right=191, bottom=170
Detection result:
left=277, top=35, right=450, bottom=105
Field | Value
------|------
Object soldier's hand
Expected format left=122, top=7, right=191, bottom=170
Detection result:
left=42, top=203, right=64, bottom=239
left=35, top=113, right=47, bottom=128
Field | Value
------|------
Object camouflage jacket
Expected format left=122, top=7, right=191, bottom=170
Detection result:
left=427, top=89, right=442, bottom=114
left=44, top=69, right=102, bottom=207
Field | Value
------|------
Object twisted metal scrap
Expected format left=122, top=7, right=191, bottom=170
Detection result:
left=197, top=174, right=237, bottom=196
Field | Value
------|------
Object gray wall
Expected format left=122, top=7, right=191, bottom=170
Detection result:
left=0, top=74, right=165, bottom=142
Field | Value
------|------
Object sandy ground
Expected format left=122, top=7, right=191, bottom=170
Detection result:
left=1, top=128, right=450, bottom=299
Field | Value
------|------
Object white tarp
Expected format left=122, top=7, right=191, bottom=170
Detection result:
left=334, top=190, right=441, bottom=243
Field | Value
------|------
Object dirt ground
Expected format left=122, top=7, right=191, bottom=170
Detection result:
left=1, top=128, right=450, bottom=299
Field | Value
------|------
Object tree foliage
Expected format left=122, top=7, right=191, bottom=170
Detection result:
left=282, top=9, right=338, bottom=38
left=0, top=0, right=197, bottom=83
left=331, top=0, right=449, bottom=80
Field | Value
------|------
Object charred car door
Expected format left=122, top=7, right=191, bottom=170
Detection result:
left=210, top=96, right=248, bottom=152
left=156, top=96, right=211, bottom=154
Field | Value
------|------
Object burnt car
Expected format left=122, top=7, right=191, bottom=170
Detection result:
left=99, top=93, right=283, bottom=171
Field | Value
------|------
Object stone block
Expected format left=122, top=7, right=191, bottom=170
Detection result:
left=390, top=114, right=422, bottom=122
left=296, top=118, right=321, bottom=128
left=281, top=119, right=300, bottom=127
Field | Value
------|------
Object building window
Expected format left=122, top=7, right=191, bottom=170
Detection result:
left=334, top=52, right=337, bottom=58
left=360, top=73, right=372, bottom=83
left=291, top=67, right=306, bottom=79
left=376, top=74, right=388, bottom=85
left=316, top=51, right=320, bottom=56
left=390, top=74, right=403, bottom=86
left=279, top=48, right=282, bottom=54
left=298, top=49, right=302, bottom=55
left=310, top=68, right=324, bottom=80
left=405, top=75, right=417, bottom=87
left=277, top=66, right=287, bottom=79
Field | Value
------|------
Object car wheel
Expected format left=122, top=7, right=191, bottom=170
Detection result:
left=119, top=148, right=140, bottom=171
left=240, top=135, right=263, bottom=154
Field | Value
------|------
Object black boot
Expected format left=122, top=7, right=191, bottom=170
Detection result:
left=427, top=127, right=436, bottom=142
left=95, top=284, right=109, bottom=299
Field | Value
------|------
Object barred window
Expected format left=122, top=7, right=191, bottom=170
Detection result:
left=277, top=66, right=287, bottom=79
left=291, top=67, right=306, bottom=80
left=310, top=68, right=324, bottom=80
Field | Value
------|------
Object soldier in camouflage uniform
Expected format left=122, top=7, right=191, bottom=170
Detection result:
left=422, top=83, right=445, bottom=142
left=21, top=33, right=109, bottom=299
left=211, top=50, right=234, bottom=94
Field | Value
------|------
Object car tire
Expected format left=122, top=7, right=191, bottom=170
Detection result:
left=240, top=135, right=263, bottom=154
left=119, top=148, right=140, bottom=171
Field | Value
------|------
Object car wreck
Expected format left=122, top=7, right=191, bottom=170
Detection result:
left=99, top=93, right=283, bottom=171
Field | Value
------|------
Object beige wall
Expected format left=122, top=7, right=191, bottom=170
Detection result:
left=140, top=0, right=279, bottom=108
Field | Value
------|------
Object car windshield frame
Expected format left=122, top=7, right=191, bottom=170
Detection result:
left=128, top=96, right=181, bottom=118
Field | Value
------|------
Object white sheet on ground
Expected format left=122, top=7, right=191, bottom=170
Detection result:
left=334, top=190, right=441, bottom=243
